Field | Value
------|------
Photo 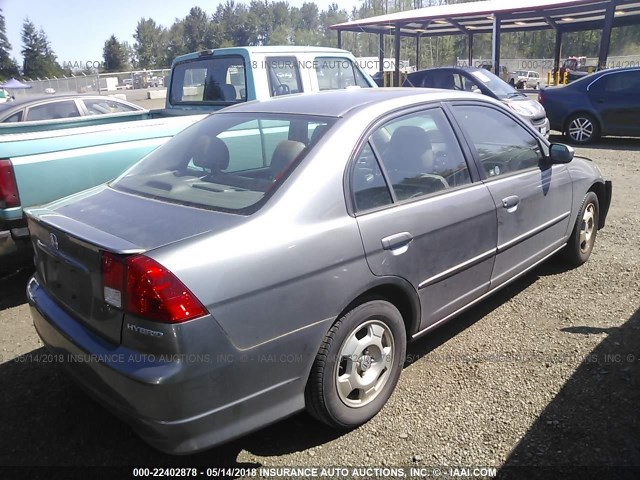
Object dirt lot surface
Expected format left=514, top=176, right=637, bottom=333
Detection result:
left=0, top=135, right=638, bottom=479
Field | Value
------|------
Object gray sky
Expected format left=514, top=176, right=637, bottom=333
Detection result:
left=1, top=0, right=362, bottom=66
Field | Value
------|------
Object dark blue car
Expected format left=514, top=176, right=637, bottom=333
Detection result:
left=539, top=67, right=640, bottom=144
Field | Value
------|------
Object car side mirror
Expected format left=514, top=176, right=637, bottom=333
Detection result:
left=548, top=143, right=574, bottom=164
left=471, top=86, right=481, bottom=94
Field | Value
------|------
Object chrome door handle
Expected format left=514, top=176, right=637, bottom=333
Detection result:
left=381, top=232, right=413, bottom=252
left=502, top=195, right=520, bottom=211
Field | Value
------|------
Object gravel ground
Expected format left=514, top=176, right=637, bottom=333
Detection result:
left=0, top=135, right=638, bottom=478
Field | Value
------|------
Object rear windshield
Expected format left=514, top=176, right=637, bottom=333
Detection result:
left=111, top=113, right=336, bottom=214
left=170, top=55, right=247, bottom=105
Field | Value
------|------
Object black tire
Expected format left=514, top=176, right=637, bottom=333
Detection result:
left=305, top=300, right=406, bottom=428
left=565, top=113, right=600, bottom=144
left=563, top=191, right=599, bottom=267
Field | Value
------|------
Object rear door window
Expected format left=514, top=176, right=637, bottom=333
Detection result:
left=26, top=100, right=81, bottom=121
left=82, top=98, right=139, bottom=114
left=590, top=71, right=640, bottom=95
left=3, top=111, right=22, bottom=122
left=352, top=107, right=472, bottom=210
left=170, top=55, right=246, bottom=104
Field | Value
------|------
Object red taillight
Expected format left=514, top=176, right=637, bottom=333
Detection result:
left=0, top=159, right=20, bottom=208
left=101, top=252, right=206, bottom=323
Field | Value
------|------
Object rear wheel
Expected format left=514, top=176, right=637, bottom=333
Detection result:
left=563, top=191, right=599, bottom=267
left=305, top=300, right=406, bottom=428
left=566, top=113, right=599, bottom=144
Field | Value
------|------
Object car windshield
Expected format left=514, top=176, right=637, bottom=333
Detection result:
left=112, top=112, right=336, bottom=214
left=469, top=69, right=520, bottom=99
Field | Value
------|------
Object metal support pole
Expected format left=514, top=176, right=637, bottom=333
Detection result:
left=491, top=15, right=501, bottom=77
left=416, top=34, right=421, bottom=71
left=467, top=33, right=474, bottom=67
left=553, top=28, right=563, bottom=74
left=379, top=33, right=385, bottom=74
left=598, top=1, right=617, bottom=70
left=337, top=30, right=342, bottom=49
left=394, top=25, right=400, bottom=87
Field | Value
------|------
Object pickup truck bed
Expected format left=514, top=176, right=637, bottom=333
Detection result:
left=0, top=112, right=206, bottom=260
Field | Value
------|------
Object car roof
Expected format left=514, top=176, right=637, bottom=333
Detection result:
left=569, top=66, right=640, bottom=88
left=173, top=45, right=355, bottom=64
left=220, top=87, right=499, bottom=118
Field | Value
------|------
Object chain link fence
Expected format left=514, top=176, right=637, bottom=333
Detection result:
left=13, top=69, right=171, bottom=99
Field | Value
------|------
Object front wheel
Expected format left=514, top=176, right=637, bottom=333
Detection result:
left=566, top=113, right=600, bottom=144
left=305, top=300, right=406, bottom=428
left=563, top=191, right=599, bottom=267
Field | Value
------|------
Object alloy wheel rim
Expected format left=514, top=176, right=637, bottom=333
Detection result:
left=335, top=320, right=395, bottom=408
left=569, top=117, right=594, bottom=143
left=579, top=203, right=596, bottom=253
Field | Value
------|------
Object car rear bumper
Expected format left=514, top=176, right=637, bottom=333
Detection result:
left=27, top=275, right=309, bottom=454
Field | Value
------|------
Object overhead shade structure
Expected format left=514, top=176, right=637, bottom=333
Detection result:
left=0, top=78, right=32, bottom=89
left=331, top=0, right=640, bottom=86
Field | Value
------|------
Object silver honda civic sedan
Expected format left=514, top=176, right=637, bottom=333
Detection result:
left=26, top=88, right=611, bottom=454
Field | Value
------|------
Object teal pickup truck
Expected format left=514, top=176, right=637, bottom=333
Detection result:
left=0, top=46, right=375, bottom=263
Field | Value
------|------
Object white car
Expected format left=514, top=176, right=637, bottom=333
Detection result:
left=508, top=70, right=540, bottom=89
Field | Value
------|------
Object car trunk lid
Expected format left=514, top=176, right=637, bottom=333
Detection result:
left=26, top=186, right=245, bottom=344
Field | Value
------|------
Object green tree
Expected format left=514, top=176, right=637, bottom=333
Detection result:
left=133, top=18, right=168, bottom=68
left=102, top=34, right=129, bottom=72
left=0, top=8, right=19, bottom=80
left=213, top=1, right=252, bottom=48
left=184, top=7, right=212, bottom=52
left=167, top=20, right=188, bottom=61
left=21, top=19, right=63, bottom=78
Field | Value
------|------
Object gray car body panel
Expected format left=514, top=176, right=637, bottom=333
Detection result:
left=25, top=88, right=610, bottom=453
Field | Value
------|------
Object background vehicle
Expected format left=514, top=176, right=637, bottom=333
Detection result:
left=539, top=67, right=640, bottom=144
left=508, top=70, right=541, bottom=89
left=27, top=89, right=610, bottom=454
left=0, top=95, right=143, bottom=123
left=558, top=56, right=598, bottom=83
left=0, top=46, right=375, bottom=263
left=403, top=67, right=549, bottom=137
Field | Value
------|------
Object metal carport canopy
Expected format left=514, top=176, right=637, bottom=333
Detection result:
left=331, top=0, right=640, bottom=85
